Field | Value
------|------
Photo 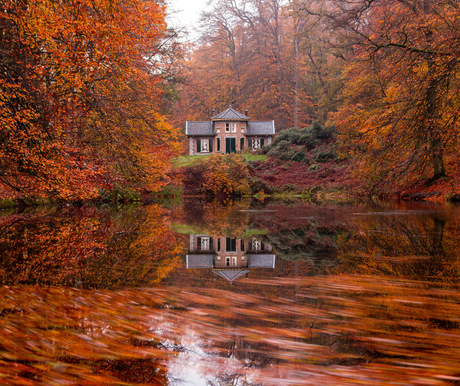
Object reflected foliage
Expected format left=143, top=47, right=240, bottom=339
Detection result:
left=0, top=200, right=459, bottom=384
left=0, top=205, right=184, bottom=288
left=336, top=205, right=460, bottom=282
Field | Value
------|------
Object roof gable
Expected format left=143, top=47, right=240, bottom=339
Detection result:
left=212, top=106, right=249, bottom=121
left=213, top=269, right=250, bottom=282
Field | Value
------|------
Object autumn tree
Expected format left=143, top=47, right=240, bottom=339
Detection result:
left=0, top=0, right=182, bottom=200
left=173, top=0, right=315, bottom=130
left=323, top=0, right=460, bottom=192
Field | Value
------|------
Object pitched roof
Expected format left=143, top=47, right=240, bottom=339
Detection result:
left=213, top=269, right=250, bottom=282
left=185, top=121, right=214, bottom=136
left=247, top=254, right=276, bottom=268
left=212, top=106, right=249, bottom=121
left=186, top=254, right=214, bottom=269
left=247, top=121, right=275, bottom=136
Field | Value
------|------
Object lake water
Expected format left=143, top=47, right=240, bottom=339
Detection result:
left=0, top=198, right=459, bottom=385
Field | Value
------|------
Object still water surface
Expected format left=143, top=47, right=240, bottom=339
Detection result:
left=0, top=198, right=459, bottom=385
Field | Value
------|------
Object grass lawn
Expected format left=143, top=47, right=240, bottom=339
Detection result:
left=174, top=152, right=268, bottom=168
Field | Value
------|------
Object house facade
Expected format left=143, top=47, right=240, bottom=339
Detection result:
left=186, top=106, right=275, bottom=155
left=186, top=234, right=275, bottom=282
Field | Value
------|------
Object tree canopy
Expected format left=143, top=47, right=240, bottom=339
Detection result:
left=0, top=0, right=182, bottom=200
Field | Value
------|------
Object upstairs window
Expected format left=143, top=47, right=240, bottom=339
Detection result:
left=231, top=123, right=236, bottom=133
left=225, top=123, right=230, bottom=132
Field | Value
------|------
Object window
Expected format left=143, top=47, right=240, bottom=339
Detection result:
left=200, top=237, right=209, bottom=250
left=241, top=127, right=245, bottom=133
left=252, top=239, right=261, bottom=251
left=231, top=123, right=236, bottom=133
left=225, top=123, right=230, bottom=132
left=226, top=257, right=230, bottom=267
left=251, top=138, right=264, bottom=150
left=232, top=256, right=237, bottom=266
left=241, top=240, right=245, bottom=252
left=217, top=138, right=220, bottom=152
left=216, top=127, right=220, bottom=133
left=217, top=238, right=221, bottom=252
left=200, top=139, right=212, bottom=153
left=201, top=139, right=209, bottom=152
left=240, top=138, right=244, bottom=151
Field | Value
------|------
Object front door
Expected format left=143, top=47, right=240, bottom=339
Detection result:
left=225, top=138, right=236, bottom=153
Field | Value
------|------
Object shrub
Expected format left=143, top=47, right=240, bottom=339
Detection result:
left=99, top=185, right=141, bottom=203
left=314, top=151, right=336, bottom=163
left=202, top=154, right=251, bottom=196
left=248, top=176, right=274, bottom=195
left=264, top=123, right=336, bottom=161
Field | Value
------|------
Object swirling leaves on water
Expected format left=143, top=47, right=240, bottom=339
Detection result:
left=1, top=275, right=459, bottom=385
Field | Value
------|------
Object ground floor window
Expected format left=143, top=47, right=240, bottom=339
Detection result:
left=196, top=138, right=213, bottom=153
left=201, top=139, right=209, bottom=152
left=251, top=138, right=265, bottom=150
left=197, top=236, right=213, bottom=251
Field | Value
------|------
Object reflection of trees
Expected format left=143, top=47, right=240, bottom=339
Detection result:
left=264, top=221, right=341, bottom=265
left=336, top=213, right=459, bottom=281
left=178, top=197, right=253, bottom=237
left=0, top=205, right=184, bottom=288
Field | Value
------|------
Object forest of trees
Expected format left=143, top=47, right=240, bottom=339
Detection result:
left=175, top=0, right=460, bottom=195
left=0, top=0, right=182, bottom=201
left=1, top=0, right=459, bottom=201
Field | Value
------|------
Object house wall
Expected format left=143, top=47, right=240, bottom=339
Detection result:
left=213, top=121, right=248, bottom=153
left=188, top=121, right=273, bottom=155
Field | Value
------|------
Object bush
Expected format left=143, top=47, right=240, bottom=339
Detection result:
left=264, top=123, right=336, bottom=161
left=202, top=154, right=251, bottom=196
left=99, top=185, right=141, bottom=203
left=314, top=151, right=336, bottom=163
left=248, top=176, right=274, bottom=195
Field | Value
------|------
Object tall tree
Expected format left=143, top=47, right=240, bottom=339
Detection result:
left=325, top=0, right=460, bottom=191
left=174, top=0, right=315, bottom=130
left=0, top=0, right=181, bottom=200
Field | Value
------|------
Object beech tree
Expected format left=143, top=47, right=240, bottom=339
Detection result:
left=0, top=0, right=181, bottom=200
left=325, top=0, right=460, bottom=191
left=174, top=0, right=315, bottom=129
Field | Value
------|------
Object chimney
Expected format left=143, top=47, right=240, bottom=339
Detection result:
left=245, top=109, right=249, bottom=117
left=212, top=108, right=216, bottom=116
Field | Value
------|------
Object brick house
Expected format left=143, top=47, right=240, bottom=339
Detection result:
left=185, top=106, right=275, bottom=155
left=186, top=234, right=275, bottom=282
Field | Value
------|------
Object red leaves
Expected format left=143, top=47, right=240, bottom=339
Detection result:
left=0, top=0, right=181, bottom=201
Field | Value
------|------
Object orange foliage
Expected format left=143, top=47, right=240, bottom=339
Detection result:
left=202, top=154, right=251, bottom=196
left=0, top=0, right=181, bottom=200
left=172, top=0, right=315, bottom=131
left=330, top=0, right=460, bottom=194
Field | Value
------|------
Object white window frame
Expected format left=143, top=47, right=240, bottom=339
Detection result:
left=225, top=123, right=230, bottom=132
left=201, top=139, right=209, bottom=152
left=252, top=138, right=261, bottom=150
left=201, top=237, right=210, bottom=250
left=231, top=123, right=236, bottom=133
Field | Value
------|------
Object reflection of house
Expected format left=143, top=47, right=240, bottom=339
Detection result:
left=186, top=235, right=275, bottom=282
left=186, top=106, right=275, bottom=155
